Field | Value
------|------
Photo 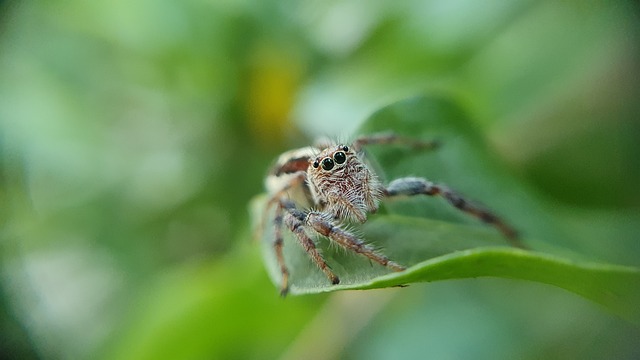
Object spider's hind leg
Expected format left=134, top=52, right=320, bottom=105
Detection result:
left=384, top=177, right=526, bottom=249
left=352, top=132, right=440, bottom=152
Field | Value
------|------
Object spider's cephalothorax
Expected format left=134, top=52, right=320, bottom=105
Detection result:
left=308, top=145, right=384, bottom=223
left=262, top=132, right=522, bottom=296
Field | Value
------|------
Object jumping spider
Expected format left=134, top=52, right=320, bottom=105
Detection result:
left=263, top=132, right=521, bottom=295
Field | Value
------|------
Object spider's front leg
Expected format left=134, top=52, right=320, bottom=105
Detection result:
left=384, top=177, right=526, bottom=249
left=306, top=211, right=406, bottom=272
left=278, top=200, right=339, bottom=296
left=282, top=201, right=406, bottom=272
left=279, top=200, right=405, bottom=294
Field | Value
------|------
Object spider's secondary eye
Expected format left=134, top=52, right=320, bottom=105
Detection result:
left=342, top=146, right=349, bottom=152
left=333, top=151, right=346, bottom=164
left=321, top=157, right=334, bottom=171
left=312, top=160, right=319, bottom=168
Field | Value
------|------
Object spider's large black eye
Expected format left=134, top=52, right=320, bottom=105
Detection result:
left=321, top=157, right=334, bottom=171
left=333, top=151, right=346, bottom=164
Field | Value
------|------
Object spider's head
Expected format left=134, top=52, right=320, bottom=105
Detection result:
left=307, top=144, right=382, bottom=223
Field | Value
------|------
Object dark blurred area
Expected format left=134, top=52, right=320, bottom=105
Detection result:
left=1, top=0, right=639, bottom=359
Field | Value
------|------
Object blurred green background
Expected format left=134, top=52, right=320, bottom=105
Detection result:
left=1, top=0, right=639, bottom=359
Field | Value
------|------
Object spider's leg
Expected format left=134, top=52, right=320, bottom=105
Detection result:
left=262, top=171, right=308, bottom=295
left=384, top=177, right=526, bottom=249
left=273, top=203, right=290, bottom=296
left=352, top=131, right=440, bottom=152
left=281, top=201, right=340, bottom=291
left=286, top=203, right=406, bottom=272
left=259, top=172, right=306, bottom=241
left=307, top=211, right=406, bottom=271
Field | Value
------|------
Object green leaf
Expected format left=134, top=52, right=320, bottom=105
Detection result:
left=252, top=96, right=640, bottom=324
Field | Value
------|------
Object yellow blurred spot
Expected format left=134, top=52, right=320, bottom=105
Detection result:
left=246, top=43, right=305, bottom=147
